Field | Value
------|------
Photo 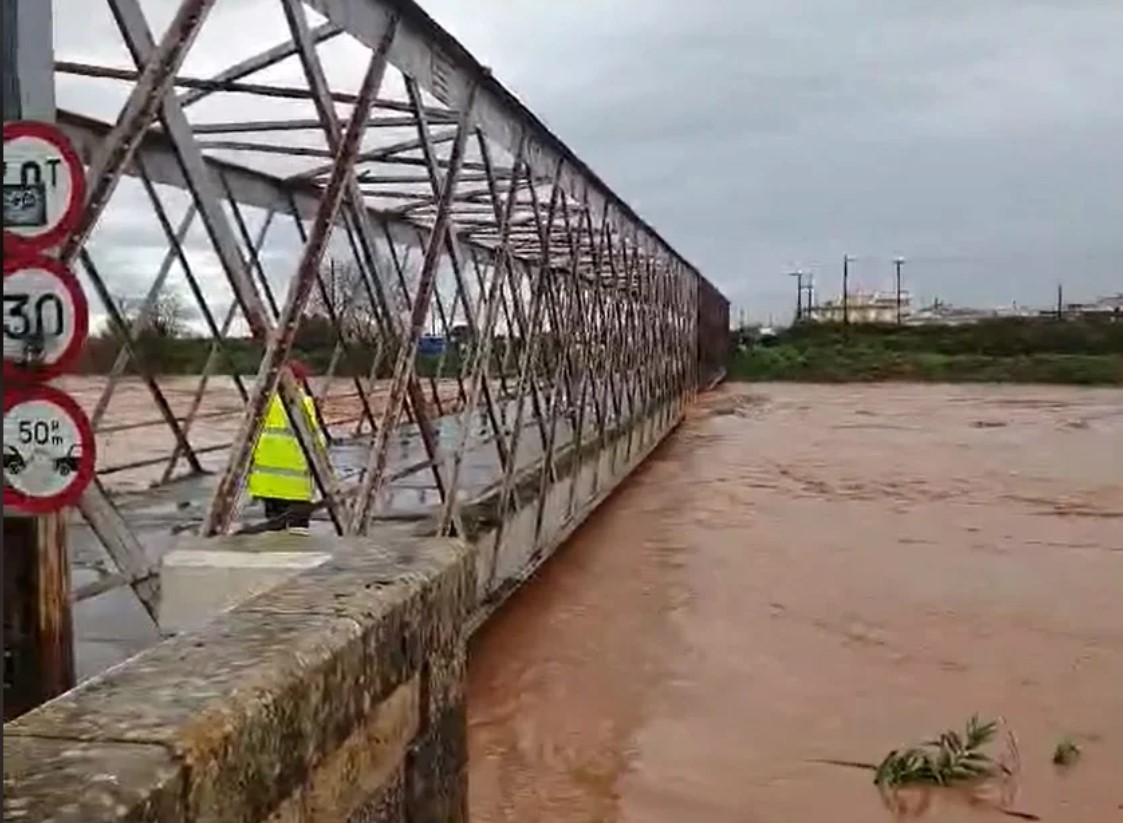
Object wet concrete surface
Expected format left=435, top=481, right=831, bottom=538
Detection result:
left=467, top=382, right=1123, bottom=822
left=57, top=375, right=597, bottom=683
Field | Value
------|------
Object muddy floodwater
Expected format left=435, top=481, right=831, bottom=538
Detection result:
left=467, top=383, right=1123, bottom=822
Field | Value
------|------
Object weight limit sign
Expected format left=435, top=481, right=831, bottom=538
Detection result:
left=3, top=384, right=96, bottom=514
left=3, top=254, right=89, bottom=381
left=2, top=120, right=87, bottom=256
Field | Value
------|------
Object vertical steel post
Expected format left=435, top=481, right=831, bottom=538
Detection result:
left=894, top=257, right=905, bottom=325
left=790, top=269, right=804, bottom=323
left=2, top=0, right=75, bottom=716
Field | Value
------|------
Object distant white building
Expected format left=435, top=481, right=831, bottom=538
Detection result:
left=808, top=291, right=911, bottom=324
left=805, top=293, right=1122, bottom=326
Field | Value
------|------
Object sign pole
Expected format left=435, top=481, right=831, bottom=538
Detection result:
left=3, top=510, right=73, bottom=720
left=3, top=0, right=75, bottom=720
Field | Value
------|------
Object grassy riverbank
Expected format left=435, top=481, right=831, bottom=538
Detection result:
left=729, top=320, right=1123, bottom=385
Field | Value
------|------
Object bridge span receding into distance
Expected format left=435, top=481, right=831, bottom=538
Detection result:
left=3, top=0, right=729, bottom=820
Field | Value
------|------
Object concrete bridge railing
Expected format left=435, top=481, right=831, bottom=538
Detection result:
left=5, top=531, right=475, bottom=823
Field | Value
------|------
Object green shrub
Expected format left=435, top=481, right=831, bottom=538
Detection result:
left=730, top=346, right=1120, bottom=386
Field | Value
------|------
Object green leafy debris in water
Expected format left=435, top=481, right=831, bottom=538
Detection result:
left=812, top=716, right=1041, bottom=820
left=874, top=715, right=999, bottom=788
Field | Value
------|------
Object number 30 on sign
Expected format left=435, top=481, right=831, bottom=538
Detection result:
left=3, top=254, right=89, bottom=381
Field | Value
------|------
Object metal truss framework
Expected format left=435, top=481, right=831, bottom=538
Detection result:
left=42, top=0, right=730, bottom=615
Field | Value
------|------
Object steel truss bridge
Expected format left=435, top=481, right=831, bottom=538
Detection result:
left=15, top=0, right=729, bottom=625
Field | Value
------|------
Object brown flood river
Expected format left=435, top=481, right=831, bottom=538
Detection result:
left=467, top=383, right=1123, bottom=823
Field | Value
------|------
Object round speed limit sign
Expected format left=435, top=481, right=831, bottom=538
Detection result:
left=3, top=254, right=89, bottom=381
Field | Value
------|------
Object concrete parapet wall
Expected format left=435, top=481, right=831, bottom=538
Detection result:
left=3, top=531, right=475, bottom=823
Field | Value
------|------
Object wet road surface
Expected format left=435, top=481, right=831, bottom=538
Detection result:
left=61, top=375, right=578, bottom=682
left=467, top=383, right=1123, bottom=822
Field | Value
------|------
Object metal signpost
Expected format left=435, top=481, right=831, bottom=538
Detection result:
left=3, top=0, right=94, bottom=720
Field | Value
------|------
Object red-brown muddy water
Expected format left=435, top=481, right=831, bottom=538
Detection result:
left=467, top=383, right=1123, bottom=822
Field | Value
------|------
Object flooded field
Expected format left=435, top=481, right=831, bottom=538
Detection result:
left=57, top=375, right=464, bottom=494
left=467, top=383, right=1123, bottom=822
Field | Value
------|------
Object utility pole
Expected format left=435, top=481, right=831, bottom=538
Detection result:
left=804, top=273, right=815, bottom=321
left=842, top=255, right=851, bottom=326
left=788, top=270, right=804, bottom=323
left=1056, top=283, right=1063, bottom=320
left=3, top=0, right=76, bottom=721
left=894, top=257, right=905, bottom=325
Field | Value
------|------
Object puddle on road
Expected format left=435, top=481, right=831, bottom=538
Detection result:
left=467, top=383, right=1123, bottom=823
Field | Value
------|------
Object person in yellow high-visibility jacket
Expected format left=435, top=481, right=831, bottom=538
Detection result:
left=248, top=360, right=326, bottom=531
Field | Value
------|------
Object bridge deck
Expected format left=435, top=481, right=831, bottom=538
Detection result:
left=65, top=373, right=603, bottom=681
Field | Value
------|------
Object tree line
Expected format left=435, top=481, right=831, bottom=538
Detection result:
left=730, top=317, right=1123, bottom=385
left=78, top=260, right=409, bottom=377
left=75, top=259, right=568, bottom=378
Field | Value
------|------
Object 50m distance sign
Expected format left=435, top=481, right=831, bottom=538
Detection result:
left=3, top=254, right=89, bottom=381
left=3, top=384, right=96, bottom=513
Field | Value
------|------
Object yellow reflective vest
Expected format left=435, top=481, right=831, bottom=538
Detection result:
left=248, top=391, right=325, bottom=502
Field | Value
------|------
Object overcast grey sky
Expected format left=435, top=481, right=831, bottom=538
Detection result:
left=55, top=0, right=1123, bottom=325
left=419, top=0, right=1123, bottom=321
